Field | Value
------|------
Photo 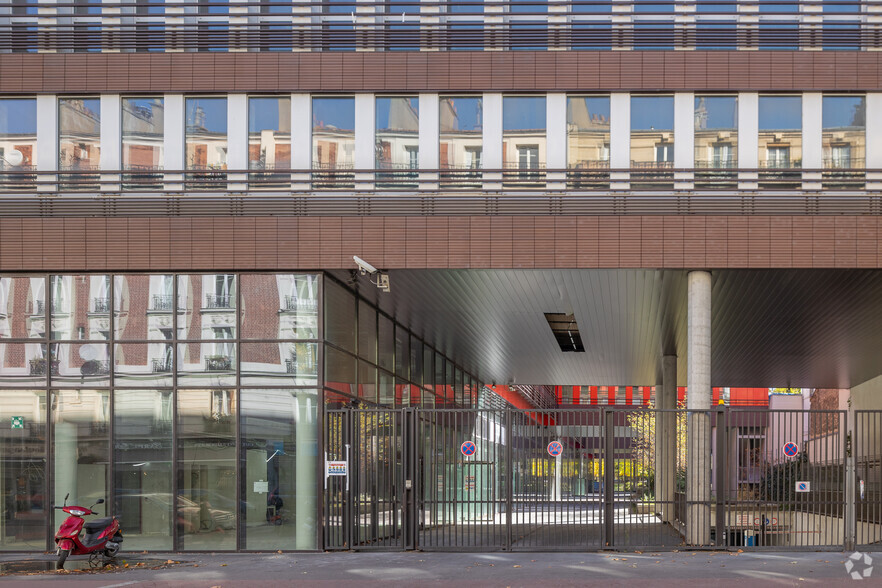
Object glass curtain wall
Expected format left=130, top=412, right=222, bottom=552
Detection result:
left=122, top=97, right=164, bottom=189
left=0, top=273, right=321, bottom=552
left=440, top=96, right=483, bottom=187
left=758, top=95, right=802, bottom=188
left=312, top=97, right=355, bottom=188
left=694, top=95, right=738, bottom=187
left=503, top=96, right=546, bottom=186
left=630, top=95, right=674, bottom=188
left=185, top=97, right=227, bottom=189
left=567, top=96, right=610, bottom=188
left=248, top=96, right=291, bottom=187
left=0, top=98, right=37, bottom=190
left=376, top=96, right=419, bottom=189
left=59, top=97, right=100, bottom=190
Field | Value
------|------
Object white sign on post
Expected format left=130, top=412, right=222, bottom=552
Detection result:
left=795, top=481, right=811, bottom=493
left=327, top=461, right=347, bottom=476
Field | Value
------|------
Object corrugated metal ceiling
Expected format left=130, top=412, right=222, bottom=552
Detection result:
left=333, top=268, right=882, bottom=390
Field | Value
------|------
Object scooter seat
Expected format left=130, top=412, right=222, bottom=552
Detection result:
left=84, top=517, right=113, bottom=532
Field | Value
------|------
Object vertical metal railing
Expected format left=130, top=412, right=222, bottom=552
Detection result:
left=855, top=410, right=882, bottom=548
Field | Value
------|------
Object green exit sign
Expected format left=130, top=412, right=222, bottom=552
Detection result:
left=11, top=416, right=23, bottom=429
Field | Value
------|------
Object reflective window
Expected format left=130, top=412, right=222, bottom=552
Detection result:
left=358, top=300, right=377, bottom=363
left=248, top=96, right=291, bottom=171
left=823, top=96, right=865, bottom=169
left=59, top=98, right=100, bottom=189
left=0, top=99, right=37, bottom=189
left=324, top=280, right=355, bottom=354
left=177, top=388, right=236, bottom=550
left=241, top=389, right=318, bottom=549
left=185, top=98, right=227, bottom=188
left=376, top=96, right=419, bottom=188
left=113, top=389, right=173, bottom=551
left=240, top=342, right=317, bottom=386
left=242, top=274, right=317, bottom=340
left=567, top=96, right=610, bottom=184
left=122, top=97, right=164, bottom=173
left=440, top=96, right=482, bottom=187
left=325, top=346, right=357, bottom=399
left=694, top=96, right=738, bottom=168
left=0, top=343, right=50, bottom=388
left=0, top=389, right=46, bottom=550
left=759, top=96, right=802, bottom=169
left=114, top=343, right=174, bottom=387
left=49, top=275, right=110, bottom=341
left=0, top=276, right=44, bottom=339
left=113, top=275, right=174, bottom=341
left=52, top=389, right=109, bottom=530
left=631, top=96, right=674, bottom=165
left=312, top=97, right=354, bottom=169
left=177, top=274, right=237, bottom=340
left=503, top=96, right=546, bottom=184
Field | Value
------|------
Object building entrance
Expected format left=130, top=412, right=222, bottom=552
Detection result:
left=324, top=407, right=878, bottom=551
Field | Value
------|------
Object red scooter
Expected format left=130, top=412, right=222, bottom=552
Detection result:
left=53, top=493, right=123, bottom=570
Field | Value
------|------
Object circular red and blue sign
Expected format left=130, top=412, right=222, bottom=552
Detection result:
left=782, top=442, right=799, bottom=457
left=461, top=441, right=476, bottom=456
left=547, top=440, right=563, bottom=457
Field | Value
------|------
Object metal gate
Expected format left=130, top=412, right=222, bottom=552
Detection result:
left=324, top=406, right=873, bottom=551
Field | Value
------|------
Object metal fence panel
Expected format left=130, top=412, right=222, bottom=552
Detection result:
left=855, top=411, right=882, bottom=548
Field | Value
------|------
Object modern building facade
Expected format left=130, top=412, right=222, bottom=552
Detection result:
left=1, top=0, right=882, bottom=553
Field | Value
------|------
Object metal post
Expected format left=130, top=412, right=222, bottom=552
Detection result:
left=845, top=416, right=856, bottom=551
left=603, top=409, right=615, bottom=547
left=715, top=406, right=728, bottom=547
left=505, top=407, right=513, bottom=550
left=343, top=408, right=353, bottom=550
left=404, top=407, right=418, bottom=550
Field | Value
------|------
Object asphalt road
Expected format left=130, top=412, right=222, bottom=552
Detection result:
left=0, top=550, right=878, bottom=587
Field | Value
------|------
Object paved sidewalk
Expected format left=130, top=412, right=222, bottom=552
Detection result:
left=0, top=550, right=878, bottom=587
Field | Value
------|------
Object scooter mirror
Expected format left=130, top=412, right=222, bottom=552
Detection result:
left=96, top=498, right=105, bottom=504
left=64, top=493, right=69, bottom=506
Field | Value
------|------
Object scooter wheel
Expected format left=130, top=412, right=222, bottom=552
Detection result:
left=105, top=544, right=120, bottom=558
left=57, top=548, right=70, bottom=570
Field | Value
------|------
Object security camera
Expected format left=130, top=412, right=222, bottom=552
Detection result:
left=353, top=255, right=378, bottom=275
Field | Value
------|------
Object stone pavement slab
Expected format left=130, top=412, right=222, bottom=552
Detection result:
left=0, top=550, right=879, bottom=587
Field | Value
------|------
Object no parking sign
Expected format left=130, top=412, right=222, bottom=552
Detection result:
left=782, top=441, right=799, bottom=458
left=547, top=440, right=563, bottom=457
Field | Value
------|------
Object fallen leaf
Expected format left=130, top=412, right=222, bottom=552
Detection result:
left=513, top=565, right=521, bottom=568
left=221, top=564, right=228, bottom=567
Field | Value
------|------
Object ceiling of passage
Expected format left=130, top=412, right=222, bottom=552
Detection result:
left=331, top=268, right=882, bottom=390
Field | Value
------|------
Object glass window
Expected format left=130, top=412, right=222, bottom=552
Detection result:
left=241, top=389, right=318, bottom=550
left=0, top=99, right=37, bottom=188
left=59, top=98, right=100, bottom=189
left=376, top=96, right=419, bottom=188
left=113, top=275, right=174, bottom=341
left=312, top=97, right=354, bottom=170
left=325, top=345, right=357, bottom=400
left=567, top=96, right=610, bottom=177
left=0, top=343, right=50, bottom=388
left=0, top=389, right=46, bottom=550
left=503, top=96, right=546, bottom=183
left=359, top=360, right=377, bottom=404
left=324, top=280, right=355, bottom=354
left=177, top=343, right=236, bottom=387
left=176, top=274, right=237, bottom=340
left=52, top=389, right=109, bottom=530
left=631, top=96, right=674, bottom=166
left=114, top=343, right=173, bottom=387
left=49, top=275, right=110, bottom=341
left=241, top=274, right=318, bottom=340
left=694, top=96, right=738, bottom=168
left=357, top=300, right=377, bottom=363
left=122, top=97, right=164, bottom=173
left=0, top=276, right=45, bottom=339
left=240, top=342, right=318, bottom=386
left=248, top=96, right=291, bottom=171
left=177, top=388, right=236, bottom=550
left=440, top=96, right=483, bottom=186
left=759, top=96, right=802, bottom=169
left=378, top=314, right=394, bottom=373
left=394, top=325, right=409, bottom=380
left=113, top=389, right=173, bottom=551
left=185, top=98, right=227, bottom=188
left=823, top=96, right=865, bottom=169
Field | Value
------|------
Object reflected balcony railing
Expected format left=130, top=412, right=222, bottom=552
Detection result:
left=123, top=165, right=164, bottom=190
left=32, top=300, right=45, bottom=315
left=152, top=357, right=173, bottom=373
left=567, top=160, right=610, bottom=189
left=502, top=163, right=546, bottom=188
left=694, top=159, right=738, bottom=188
left=283, top=295, right=317, bottom=312
left=312, top=161, right=355, bottom=189
left=823, top=157, right=866, bottom=189
left=630, top=160, right=675, bottom=187
left=151, top=294, right=174, bottom=311
left=376, top=162, right=420, bottom=189
left=248, top=160, right=293, bottom=189
left=186, top=165, right=228, bottom=190
left=206, top=355, right=233, bottom=371
left=205, top=294, right=233, bottom=309
left=92, top=297, right=110, bottom=313
left=758, top=159, right=802, bottom=188
left=59, top=163, right=100, bottom=191
left=0, top=165, right=37, bottom=190
left=29, top=358, right=59, bottom=376
left=440, top=165, right=483, bottom=189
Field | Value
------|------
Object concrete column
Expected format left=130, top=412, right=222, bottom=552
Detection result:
left=163, top=94, right=185, bottom=192
left=418, top=93, right=439, bottom=190
left=227, top=94, right=248, bottom=191
left=100, top=94, right=121, bottom=192
left=609, top=92, right=630, bottom=189
left=674, top=92, right=694, bottom=189
left=686, top=270, right=711, bottom=546
left=802, top=92, right=823, bottom=190
left=737, top=92, right=758, bottom=189
left=354, top=93, right=375, bottom=190
left=655, top=355, right=677, bottom=523
left=546, top=93, right=567, bottom=189
left=291, top=93, right=311, bottom=190
left=36, top=95, right=57, bottom=192
left=295, top=391, right=317, bottom=549
left=482, top=93, right=503, bottom=190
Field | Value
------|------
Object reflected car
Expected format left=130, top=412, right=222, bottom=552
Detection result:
left=116, top=492, right=235, bottom=532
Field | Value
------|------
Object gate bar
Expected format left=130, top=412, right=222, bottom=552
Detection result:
left=603, top=408, right=615, bottom=547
